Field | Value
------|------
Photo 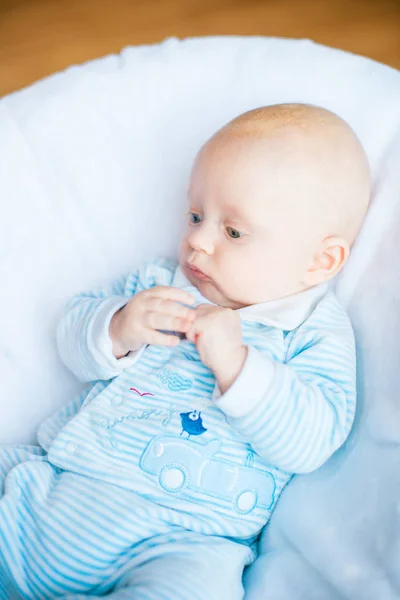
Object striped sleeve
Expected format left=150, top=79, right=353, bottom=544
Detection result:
left=216, top=314, right=356, bottom=474
left=56, top=258, right=176, bottom=383
left=56, top=269, right=143, bottom=383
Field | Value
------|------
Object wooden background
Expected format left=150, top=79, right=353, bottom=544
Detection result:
left=0, top=0, right=399, bottom=97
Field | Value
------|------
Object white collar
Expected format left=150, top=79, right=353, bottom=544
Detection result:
left=172, top=266, right=327, bottom=331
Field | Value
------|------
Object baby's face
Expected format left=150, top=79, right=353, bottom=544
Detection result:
left=180, top=134, right=320, bottom=308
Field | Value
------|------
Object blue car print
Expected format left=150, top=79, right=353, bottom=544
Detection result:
left=140, top=434, right=276, bottom=515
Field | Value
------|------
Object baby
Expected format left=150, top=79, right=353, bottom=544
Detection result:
left=0, top=104, right=370, bottom=600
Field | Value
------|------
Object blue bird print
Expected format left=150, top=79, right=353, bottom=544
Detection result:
left=180, top=410, right=207, bottom=438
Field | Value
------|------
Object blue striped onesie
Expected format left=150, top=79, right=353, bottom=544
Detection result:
left=0, top=258, right=356, bottom=600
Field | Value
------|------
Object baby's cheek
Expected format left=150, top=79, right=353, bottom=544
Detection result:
left=179, top=237, right=189, bottom=257
left=226, top=259, right=260, bottom=301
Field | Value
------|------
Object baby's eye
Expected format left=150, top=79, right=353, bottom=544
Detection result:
left=188, top=212, right=202, bottom=225
left=226, top=226, right=244, bottom=239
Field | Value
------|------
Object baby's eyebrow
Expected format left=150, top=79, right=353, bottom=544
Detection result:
left=227, top=217, right=246, bottom=228
left=224, top=208, right=253, bottom=229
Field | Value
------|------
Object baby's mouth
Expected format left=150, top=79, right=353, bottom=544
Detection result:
left=186, top=263, right=212, bottom=282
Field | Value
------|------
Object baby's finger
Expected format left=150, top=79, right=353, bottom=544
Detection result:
left=144, top=311, right=194, bottom=333
left=151, top=286, right=195, bottom=306
left=143, top=330, right=181, bottom=347
left=194, top=304, right=215, bottom=316
left=186, top=327, right=200, bottom=345
left=147, top=298, right=196, bottom=322
left=186, top=319, right=202, bottom=344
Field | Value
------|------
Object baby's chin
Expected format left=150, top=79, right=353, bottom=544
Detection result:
left=184, top=271, right=218, bottom=305
left=180, top=261, right=247, bottom=308
left=194, top=279, right=246, bottom=309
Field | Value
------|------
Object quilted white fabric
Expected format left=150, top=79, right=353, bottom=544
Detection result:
left=0, top=36, right=399, bottom=599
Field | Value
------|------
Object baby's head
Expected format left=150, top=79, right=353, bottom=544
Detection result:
left=180, top=103, right=371, bottom=308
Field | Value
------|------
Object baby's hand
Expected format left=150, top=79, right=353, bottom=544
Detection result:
left=110, top=286, right=196, bottom=358
left=186, top=304, right=248, bottom=393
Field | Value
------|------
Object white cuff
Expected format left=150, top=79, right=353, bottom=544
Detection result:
left=214, top=346, right=275, bottom=418
left=87, top=297, right=146, bottom=374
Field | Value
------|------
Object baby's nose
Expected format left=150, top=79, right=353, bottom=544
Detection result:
left=188, top=224, right=215, bottom=255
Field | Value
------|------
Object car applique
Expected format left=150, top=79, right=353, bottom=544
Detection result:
left=140, top=434, right=276, bottom=514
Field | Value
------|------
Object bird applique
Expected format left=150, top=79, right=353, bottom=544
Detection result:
left=180, top=410, right=207, bottom=437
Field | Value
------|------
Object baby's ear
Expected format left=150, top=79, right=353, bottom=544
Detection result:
left=304, top=236, right=350, bottom=286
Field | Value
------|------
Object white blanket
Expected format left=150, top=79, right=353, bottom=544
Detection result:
left=0, top=36, right=399, bottom=599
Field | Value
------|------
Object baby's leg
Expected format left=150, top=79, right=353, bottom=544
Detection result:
left=110, top=535, right=254, bottom=600
left=0, top=445, right=46, bottom=495
left=0, top=445, right=49, bottom=599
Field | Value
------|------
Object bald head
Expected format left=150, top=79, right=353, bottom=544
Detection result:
left=183, top=104, right=371, bottom=304
left=204, top=103, right=371, bottom=246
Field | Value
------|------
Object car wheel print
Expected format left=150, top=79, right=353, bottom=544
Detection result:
left=234, top=489, right=258, bottom=514
left=159, top=463, right=188, bottom=492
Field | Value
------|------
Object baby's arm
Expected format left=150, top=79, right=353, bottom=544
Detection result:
left=215, top=327, right=356, bottom=474
left=57, top=269, right=143, bottom=383
left=57, top=260, right=196, bottom=383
